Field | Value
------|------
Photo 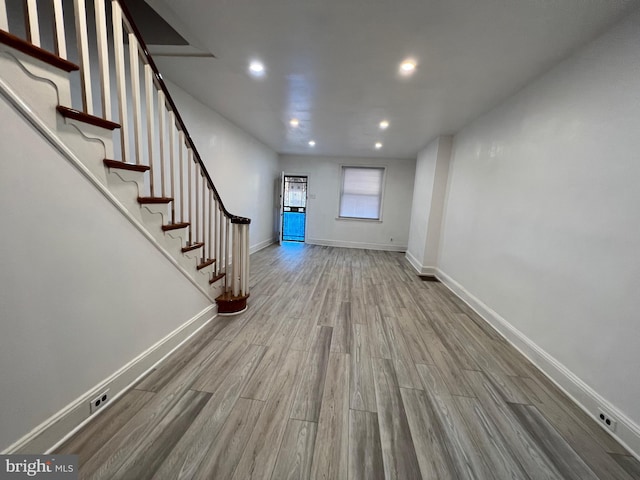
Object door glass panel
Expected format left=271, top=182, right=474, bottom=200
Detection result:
left=283, top=176, right=307, bottom=242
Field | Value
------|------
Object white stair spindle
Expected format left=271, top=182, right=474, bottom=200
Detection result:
left=232, top=224, right=240, bottom=296
left=225, top=217, right=230, bottom=289
left=242, top=224, right=249, bottom=295
left=178, top=131, right=185, bottom=222
left=73, top=0, right=93, bottom=113
left=195, top=165, right=200, bottom=244
left=112, top=2, right=130, bottom=162
left=168, top=111, right=176, bottom=222
left=25, top=0, right=40, bottom=47
left=218, top=206, right=224, bottom=277
left=187, top=148, right=193, bottom=244
left=128, top=33, right=142, bottom=164
left=94, top=0, right=111, bottom=120
left=208, top=189, right=213, bottom=262
left=52, top=0, right=66, bottom=59
left=201, top=174, right=206, bottom=248
left=144, top=64, right=155, bottom=195
left=0, top=0, right=8, bottom=31
left=158, top=91, right=166, bottom=198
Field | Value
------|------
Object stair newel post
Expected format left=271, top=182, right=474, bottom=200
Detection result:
left=111, top=1, right=130, bottom=163
left=24, top=0, right=40, bottom=47
left=168, top=111, right=176, bottom=223
left=94, top=0, right=111, bottom=121
left=187, top=148, right=193, bottom=245
left=73, top=0, right=93, bottom=114
left=128, top=33, right=142, bottom=165
left=144, top=64, right=155, bottom=196
left=178, top=131, right=185, bottom=223
left=52, top=0, right=66, bottom=59
left=0, top=0, right=8, bottom=31
left=158, top=90, right=166, bottom=198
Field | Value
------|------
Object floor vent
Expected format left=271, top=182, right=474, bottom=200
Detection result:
left=419, top=275, right=440, bottom=282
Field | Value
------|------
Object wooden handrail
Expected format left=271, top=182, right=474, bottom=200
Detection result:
left=115, top=0, right=250, bottom=225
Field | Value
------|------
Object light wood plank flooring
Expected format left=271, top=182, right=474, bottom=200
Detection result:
left=57, top=243, right=640, bottom=479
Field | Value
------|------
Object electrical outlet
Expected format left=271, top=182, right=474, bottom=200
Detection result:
left=89, top=389, right=110, bottom=414
left=597, top=408, right=617, bottom=432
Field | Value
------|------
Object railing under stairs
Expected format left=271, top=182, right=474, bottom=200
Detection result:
left=0, top=0, right=250, bottom=313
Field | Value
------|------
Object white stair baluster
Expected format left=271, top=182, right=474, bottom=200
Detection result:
left=52, top=0, right=66, bottom=59
left=201, top=172, right=206, bottom=247
left=73, top=0, right=93, bottom=113
left=187, top=148, right=193, bottom=244
left=112, top=2, right=130, bottom=162
left=178, top=131, right=185, bottom=222
left=195, top=165, right=200, bottom=244
left=208, top=188, right=213, bottom=262
left=168, top=111, right=176, bottom=222
left=94, top=0, right=111, bottom=120
left=25, top=0, right=40, bottom=47
left=158, top=91, right=166, bottom=198
left=144, top=64, right=155, bottom=195
left=0, top=0, right=8, bottom=31
left=128, top=34, right=142, bottom=165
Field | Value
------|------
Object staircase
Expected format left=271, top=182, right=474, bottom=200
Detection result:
left=0, top=0, right=250, bottom=314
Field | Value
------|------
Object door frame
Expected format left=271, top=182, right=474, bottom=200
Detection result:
left=280, top=172, right=309, bottom=244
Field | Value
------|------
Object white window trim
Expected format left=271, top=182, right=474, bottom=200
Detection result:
left=337, top=165, right=387, bottom=222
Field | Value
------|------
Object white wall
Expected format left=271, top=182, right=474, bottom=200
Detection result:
left=279, top=155, right=415, bottom=250
left=0, top=96, right=212, bottom=452
left=406, top=136, right=452, bottom=273
left=165, top=80, right=280, bottom=252
left=439, top=9, right=640, bottom=451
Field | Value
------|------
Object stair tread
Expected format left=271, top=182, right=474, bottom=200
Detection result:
left=210, top=273, right=225, bottom=284
left=57, top=106, right=120, bottom=130
left=197, top=258, right=215, bottom=270
left=104, top=159, right=150, bottom=172
left=0, top=30, right=79, bottom=72
left=161, top=222, right=189, bottom=231
left=138, top=196, right=173, bottom=204
left=182, top=242, right=205, bottom=253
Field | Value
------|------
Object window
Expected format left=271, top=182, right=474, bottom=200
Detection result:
left=339, top=166, right=385, bottom=220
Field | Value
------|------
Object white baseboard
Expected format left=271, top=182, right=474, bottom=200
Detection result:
left=3, top=305, right=216, bottom=455
left=435, top=268, right=640, bottom=460
left=306, top=237, right=406, bottom=252
left=405, top=251, right=437, bottom=275
left=250, top=237, right=276, bottom=254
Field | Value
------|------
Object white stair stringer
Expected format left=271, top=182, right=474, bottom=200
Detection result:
left=0, top=44, right=111, bottom=187
left=0, top=46, right=73, bottom=123
left=0, top=42, right=226, bottom=302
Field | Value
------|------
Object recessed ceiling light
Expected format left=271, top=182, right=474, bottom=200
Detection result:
left=375, top=142, right=383, bottom=149
left=290, top=118, right=300, bottom=127
left=399, top=59, right=416, bottom=75
left=308, top=140, right=316, bottom=147
left=379, top=120, right=389, bottom=130
left=249, top=60, right=265, bottom=75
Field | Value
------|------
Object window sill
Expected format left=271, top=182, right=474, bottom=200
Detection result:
left=335, top=216, right=382, bottom=223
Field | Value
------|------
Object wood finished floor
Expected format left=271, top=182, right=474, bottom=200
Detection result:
left=57, top=243, right=640, bottom=479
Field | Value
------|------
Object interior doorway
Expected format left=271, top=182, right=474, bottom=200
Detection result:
left=281, top=175, right=308, bottom=242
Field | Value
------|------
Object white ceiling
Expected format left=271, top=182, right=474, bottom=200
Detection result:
left=145, top=0, right=635, bottom=159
